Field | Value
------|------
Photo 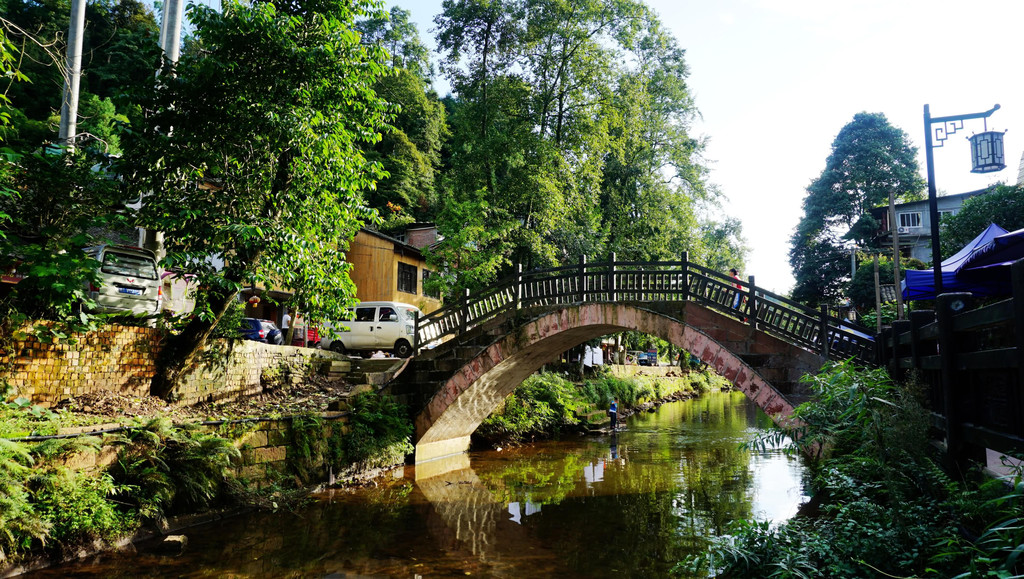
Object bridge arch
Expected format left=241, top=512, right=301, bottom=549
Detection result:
left=413, top=302, right=823, bottom=463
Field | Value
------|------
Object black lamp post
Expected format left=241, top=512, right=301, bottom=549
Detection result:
left=922, top=103, right=1005, bottom=295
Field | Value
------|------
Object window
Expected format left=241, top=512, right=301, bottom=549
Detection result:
left=939, top=209, right=955, bottom=221
left=397, top=262, right=417, bottom=294
left=354, top=307, right=375, bottom=322
left=422, top=270, right=440, bottom=299
left=378, top=306, right=397, bottom=322
left=102, top=252, right=158, bottom=279
left=898, top=212, right=922, bottom=228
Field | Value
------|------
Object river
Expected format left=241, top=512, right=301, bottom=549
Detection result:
left=29, top=390, right=809, bottom=578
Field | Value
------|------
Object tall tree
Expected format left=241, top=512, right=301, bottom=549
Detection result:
left=431, top=0, right=716, bottom=293
left=357, top=11, right=448, bottom=229
left=789, top=112, right=923, bottom=306
left=119, top=0, right=390, bottom=396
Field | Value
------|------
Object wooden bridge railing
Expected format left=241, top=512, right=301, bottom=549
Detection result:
left=414, top=253, right=876, bottom=364
left=881, top=258, right=1024, bottom=472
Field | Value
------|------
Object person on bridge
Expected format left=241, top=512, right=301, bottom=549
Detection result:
left=730, top=268, right=748, bottom=322
left=609, top=398, right=619, bottom=431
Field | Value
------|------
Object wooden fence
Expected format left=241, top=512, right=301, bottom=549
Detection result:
left=414, top=253, right=876, bottom=364
left=881, top=258, right=1024, bottom=471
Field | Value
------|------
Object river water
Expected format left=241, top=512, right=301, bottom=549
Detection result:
left=30, top=390, right=809, bottom=578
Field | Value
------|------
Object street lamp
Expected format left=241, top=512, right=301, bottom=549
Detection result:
left=922, top=103, right=1005, bottom=295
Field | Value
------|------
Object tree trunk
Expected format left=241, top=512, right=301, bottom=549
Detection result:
left=151, top=284, right=241, bottom=399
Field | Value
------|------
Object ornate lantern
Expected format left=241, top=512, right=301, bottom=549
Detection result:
left=968, top=130, right=1006, bottom=173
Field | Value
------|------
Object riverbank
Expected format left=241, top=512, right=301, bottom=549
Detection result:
left=473, top=367, right=731, bottom=448
left=0, top=388, right=412, bottom=576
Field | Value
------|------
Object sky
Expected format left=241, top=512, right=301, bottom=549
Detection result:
left=387, top=0, right=1024, bottom=294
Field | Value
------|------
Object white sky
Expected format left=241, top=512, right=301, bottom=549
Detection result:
left=390, top=0, right=1024, bottom=294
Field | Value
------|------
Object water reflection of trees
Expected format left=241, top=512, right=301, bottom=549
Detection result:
left=463, top=391, right=764, bottom=577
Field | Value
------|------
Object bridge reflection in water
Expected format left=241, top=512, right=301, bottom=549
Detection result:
left=407, top=391, right=808, bottom=578
left=28, top=393, right=807, bottom=578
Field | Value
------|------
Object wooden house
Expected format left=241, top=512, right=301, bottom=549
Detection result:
left=348, top=228, right=442, bottom=314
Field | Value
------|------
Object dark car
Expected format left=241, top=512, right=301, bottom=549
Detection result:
left=240, top=318, right=284, bottom=345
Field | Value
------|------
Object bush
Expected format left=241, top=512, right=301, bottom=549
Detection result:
left=339, top=392, right=414, bottom=469
left=684, top=360, right=1024, bottom=577
left=477, top=373, right=584, bottom=444
left=107, top=418, right=240, bottom=522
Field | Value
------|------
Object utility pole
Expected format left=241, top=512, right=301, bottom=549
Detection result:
left=143, top=0, right=185, bottom=259
left=57, top=0, right=88, bottom=148
left=873, top=255, right=882, bottom=334
left=889, top=191, right=905, bottom=319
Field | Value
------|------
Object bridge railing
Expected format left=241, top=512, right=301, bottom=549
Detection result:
left=415, top=254, right=876, bottom=364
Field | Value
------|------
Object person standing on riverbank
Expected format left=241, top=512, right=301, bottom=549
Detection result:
left=609, top=398, right=618, bottom=431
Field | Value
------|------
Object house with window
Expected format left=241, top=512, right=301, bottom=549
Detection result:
left=870, top=187, right=992, bottom=263
left=347, top=227, right=442, bottom=314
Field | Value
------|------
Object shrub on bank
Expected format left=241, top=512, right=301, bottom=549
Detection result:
left=477, top=369, right=728, bottom=446
left=0, top=392, right=415, bottom=568
left=476, top=373, right=583, bottom=445
left=681, top=359, right=1024, bottom=578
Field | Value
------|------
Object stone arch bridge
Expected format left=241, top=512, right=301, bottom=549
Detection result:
left=385, top=256, right=875, bottom=464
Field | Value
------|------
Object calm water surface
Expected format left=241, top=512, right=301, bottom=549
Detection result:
left=30, top=391, right=809, bottom=578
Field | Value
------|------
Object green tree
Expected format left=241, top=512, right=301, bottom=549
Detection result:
left=940, top=184, right=1024, bottom=257
left=1, top=0, right=159, bottom=151
left=699, top=217, right=747, bottom=273
left=119, top=0, right=390, bottom=396
left=598, top=12, right=710, bottom=263
left=356, top=10, right=448, bottom=228
left=431, top=0, right=718, bottom=294
left=356, top=6, right=433, bottom=80
left=0, top=29, right=131, bottom=326
left=790, top=112, right=923, bottom=306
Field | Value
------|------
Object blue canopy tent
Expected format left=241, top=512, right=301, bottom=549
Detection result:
left=901, top=223, right=1011, bottom=300
left=957, top=226, right=1024, bottom=279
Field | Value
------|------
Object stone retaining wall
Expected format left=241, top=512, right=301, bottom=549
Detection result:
left=1, top=325, right=161, bottom=404
left=1, top=324, right=346, bottom=407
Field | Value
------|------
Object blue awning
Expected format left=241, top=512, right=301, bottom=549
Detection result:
left=901, top=223, right=1011, bottom=300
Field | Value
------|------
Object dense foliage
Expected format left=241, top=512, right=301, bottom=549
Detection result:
left=0, top=0, right=159, bottom=152
left=427, top=0, right=744, bottom=294
left=790, top=113, right=924, bottom=307
left=940, top=184, right=1024, bottom=257
left=684, top=360, right=1024, bottom=578
left=118, top=0, right=392, bottom=394
left=476, top=369, right=726, bottom=445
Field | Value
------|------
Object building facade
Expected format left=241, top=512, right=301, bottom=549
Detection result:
left=870, top=188, right=991, bottom=263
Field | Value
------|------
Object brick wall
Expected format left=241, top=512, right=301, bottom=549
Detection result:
left=2, top=325, right=160, bottom=405
left=1, top=324, right=344, bottom=407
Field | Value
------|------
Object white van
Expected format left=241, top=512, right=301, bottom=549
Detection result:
left=83, top=245, right=162, bottom=316
left=318, top=301, right=421, bottom=358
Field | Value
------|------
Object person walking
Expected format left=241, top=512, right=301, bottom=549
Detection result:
left=729, top=268, right=748, bottom=322
left=609, top=397, right=619, bottom=431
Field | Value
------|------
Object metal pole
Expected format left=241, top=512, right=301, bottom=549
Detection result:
left=144, top=0, right=186, bottom=261
left=874, top=254, right=882, bottom=334
left=58, top=0, right=88, bottom=147
left=924, top=104, right=943, bottom=297
left=159, top=0, right=185, bottom=65
left=889, top=191, right=905, bottom=319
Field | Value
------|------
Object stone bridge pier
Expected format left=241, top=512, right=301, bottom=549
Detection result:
left=387, top=302, right=827, bottom=464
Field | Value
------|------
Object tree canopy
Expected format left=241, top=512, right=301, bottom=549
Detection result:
left=428, top=0, right=735, bottom=294
left=118, top=0, right=391, bottom=393
left=0, top=0, right=160, bottom=152
left=789, top=112, right=923, bottom=306
left=940, top=184, right=1024, bottom=257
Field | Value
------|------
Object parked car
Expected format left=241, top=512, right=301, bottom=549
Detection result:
left=83, top=245, right=162, bottom=316
left=638, top=351, right=658, bottom=366
left=240, top=318, right=284, bottom=345
left=318, top=301, right=421, bottom=358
